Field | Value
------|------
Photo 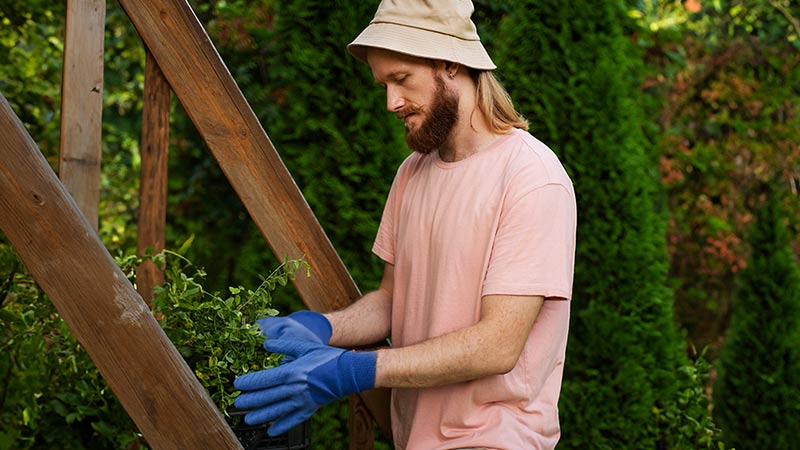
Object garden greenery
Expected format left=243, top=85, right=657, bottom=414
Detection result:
left=146, top=250, right=308, bottom=415
left=713, top=186, right=800, bottom=449
left=0, top=239, right=305, bottom=448
left=493, top=0, right=725, bottom=447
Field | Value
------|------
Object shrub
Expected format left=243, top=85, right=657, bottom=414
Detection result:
left=0, top=239, right=300, bottom=449
left=713, top=185, right=800, bottom=449
left=492, top=0, right=724, bottom=447
left=0, top=240, right=143, bottom=450
left=145, top=250, right=307, bottom=415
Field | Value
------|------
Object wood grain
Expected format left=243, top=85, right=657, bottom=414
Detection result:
left=58, top=0, right=105, bottom=230
left=136, top=50, right=171, bottom=305
left=0, top=93, right=243, bottom=449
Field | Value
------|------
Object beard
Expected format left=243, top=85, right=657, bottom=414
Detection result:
left=403, top=76, right=459, bottom=155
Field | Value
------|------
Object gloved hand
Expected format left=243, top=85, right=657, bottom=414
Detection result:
left=233, top=339, right=376, bottom=436
left=256, top=310, right=332, bottom=344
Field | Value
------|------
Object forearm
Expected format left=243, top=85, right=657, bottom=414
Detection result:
left=374, top=322, right=507, bottom=388
left=325, top=287, right=391, bottom=348
left=374, top=294, right=544, bottom=389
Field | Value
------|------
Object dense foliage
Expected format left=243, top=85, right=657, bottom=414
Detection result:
left=166, top=0, right=406, bottom=299
left=0, top=238, right=305, bottom=449
left=493, top=0, right=721, bottom=447
left=146, top=251, right=306, bottom=414
left=712, top=185, right=800, bottom=449
left=0, top=240, right=144, bottom=450
left=635, top=0, right=800, bottom=353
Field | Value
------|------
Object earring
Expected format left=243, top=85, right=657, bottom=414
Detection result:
left=448, top=72, right=455, bottom=79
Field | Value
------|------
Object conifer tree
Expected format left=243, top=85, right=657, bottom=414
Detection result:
left=253, top=0, right=407, bottom=291
left=491, top=1, right=719, bottom=447
left=168, top=0, right=406, bottom=295
left=713, top=186, right=800, bottom=449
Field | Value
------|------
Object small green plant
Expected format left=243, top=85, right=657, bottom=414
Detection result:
left=145, top=250, right=309, bottom=417
left=2, top=241, right=144, bottom=450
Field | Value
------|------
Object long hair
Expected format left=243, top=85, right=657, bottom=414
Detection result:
left=472, top=70, right=529, bottom=133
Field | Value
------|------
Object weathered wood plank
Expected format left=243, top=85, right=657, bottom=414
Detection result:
left=350, top=395, right=375, bottom=450
left=136, top=50, right=171, bottom=305
left=0, top=94, right=243, bottom=449
left=58, top=0, right=105, bottom=230
left=116, top=0, right=392, bottom=439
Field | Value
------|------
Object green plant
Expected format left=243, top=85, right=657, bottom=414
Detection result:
left=145, top=249, right=309, bottom=417
left=713, top=185, right=800, bottom=449
left=492, top=0, right=725, bottom=447
left=1, top=240, right=144, bottom=450
left=656, top=347, right=726, bottom=450
left=2, top=236, right=305, bottom=449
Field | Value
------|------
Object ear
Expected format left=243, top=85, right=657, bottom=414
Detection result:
left=444, top=61, right=461, bottom=80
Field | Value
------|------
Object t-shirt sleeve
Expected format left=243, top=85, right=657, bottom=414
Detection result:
left=372, top=157, right=415, bottom=265
left=483, top=183, right=577, bottom=300
left=372, top=180, right=397, bottom=264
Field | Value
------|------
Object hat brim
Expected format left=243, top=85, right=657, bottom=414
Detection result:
left=348, top=22, right=496, bottom=71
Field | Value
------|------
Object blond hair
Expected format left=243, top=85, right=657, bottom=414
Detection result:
left=473, top=70, right=529, bottom=133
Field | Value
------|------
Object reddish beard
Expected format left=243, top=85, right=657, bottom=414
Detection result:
left=402, top=75, right=459, bottom=154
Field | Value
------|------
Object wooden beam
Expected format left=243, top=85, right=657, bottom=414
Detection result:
left=116, top=0, right=392, bottom=439
left=0, top=93, right=243, bottom=450
left=58, top=0, right=105, bottom=230
left=136, top=50, right=171, bottom=306
left=117, top=0, right=358, bottom=314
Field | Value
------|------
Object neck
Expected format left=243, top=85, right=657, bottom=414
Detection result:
left=438, top=107, right=499, bottom=163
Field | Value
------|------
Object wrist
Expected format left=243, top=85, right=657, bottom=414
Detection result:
left=339, top=350, right=377, bottom=393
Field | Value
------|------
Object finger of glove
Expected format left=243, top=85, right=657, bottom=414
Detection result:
left=256, top=317, right=284, bottom=338
left=257, top=317, right=317, bottom=342
left=267, top=407, right=315, bottom=437
left=262, top=338, right=319, bottom=358
left=234, top=363, right=301, bottom=391
left=234, top=382, right=301, bottom=410
left=278, top=355, right=296, bottom=365
left=242, top=394, right=307, bottom=426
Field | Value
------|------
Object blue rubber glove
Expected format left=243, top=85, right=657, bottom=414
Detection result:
left=256, top=310, right=332, bottom=344
left=233, top=339, right=376, bottom=436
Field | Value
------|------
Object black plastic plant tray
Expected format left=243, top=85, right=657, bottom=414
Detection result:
left=228, top=408, right=310, bottom=450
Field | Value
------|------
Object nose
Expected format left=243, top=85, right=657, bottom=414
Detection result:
left=385, top=85, right=404, bottom=112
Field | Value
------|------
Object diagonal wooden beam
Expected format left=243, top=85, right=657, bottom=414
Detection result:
left=117, top=0, right=360, bottom=313
left=0, top=93, right=243, bottom=450
left=116, top=0, right=392, bottom=439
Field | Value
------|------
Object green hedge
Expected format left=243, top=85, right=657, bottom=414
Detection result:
left=492, top=1, right=721, bottom=447
left=167, top=0, right=406, bottom=299
left=713, top=185, right=800, bottom=449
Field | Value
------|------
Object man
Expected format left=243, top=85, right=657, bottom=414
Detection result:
left=233, top=1, right=577, bottom=448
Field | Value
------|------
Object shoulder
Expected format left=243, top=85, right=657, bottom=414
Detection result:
left=498, top=129, right=573, bottom=192
left=392, top=151, right=431, bottom=185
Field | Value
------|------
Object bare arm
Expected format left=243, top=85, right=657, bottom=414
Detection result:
left=324, top=263, right=394, bottom=348
left=374, top=294, right=544, bottom=388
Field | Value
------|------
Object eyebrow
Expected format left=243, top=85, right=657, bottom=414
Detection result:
left=374, top=70, right=405, bottom=85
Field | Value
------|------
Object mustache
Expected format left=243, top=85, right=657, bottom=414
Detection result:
left=396, top=106, right=422, bottom=120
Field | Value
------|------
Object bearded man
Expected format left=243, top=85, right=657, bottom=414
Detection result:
left=233, top=1, right=577, bottom=449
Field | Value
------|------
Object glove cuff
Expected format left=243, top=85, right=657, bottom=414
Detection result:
left=339, top=350, right=377, bottom=393
left=291, top=311, right=333, bottom=344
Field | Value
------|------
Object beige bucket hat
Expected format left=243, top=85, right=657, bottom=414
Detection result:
left=348, top=0, right=496, bottom=70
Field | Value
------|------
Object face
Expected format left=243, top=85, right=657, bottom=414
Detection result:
left=367, top=49, right=460, bottom=154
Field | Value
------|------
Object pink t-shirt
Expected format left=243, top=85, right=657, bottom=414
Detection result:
left=372, top=128, right=577, bottom=450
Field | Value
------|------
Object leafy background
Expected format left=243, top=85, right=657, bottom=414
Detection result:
left=2, top=0, right=799, bottom=449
